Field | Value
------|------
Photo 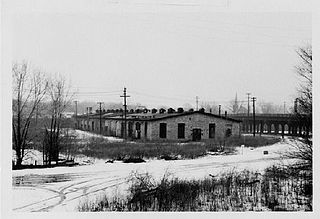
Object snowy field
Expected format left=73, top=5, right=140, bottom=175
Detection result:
left=71, top=129, right=124, bottom=143
left=12, top=129, right=124, bottom=165
left=12, top=137, right=295, bottom=212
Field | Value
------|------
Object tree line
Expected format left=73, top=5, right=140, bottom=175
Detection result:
left=12, top=61, right=73, bottom=168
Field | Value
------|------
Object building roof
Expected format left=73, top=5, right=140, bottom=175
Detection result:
left=77, top=111, right=241, bottom=123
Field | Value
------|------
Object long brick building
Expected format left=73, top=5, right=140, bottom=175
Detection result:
left=76, top=109, right=241, bottom=141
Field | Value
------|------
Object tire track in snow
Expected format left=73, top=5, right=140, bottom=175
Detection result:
left=13, top=176, right=125, bottom=212
left=37, top=177, right=127, bottom=211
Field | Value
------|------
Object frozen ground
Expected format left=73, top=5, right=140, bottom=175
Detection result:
left=12, top=129, right=123, bottom=165
left=71, top=129, right=124, bottom=143
left=12, top=137, right=295, bottom=212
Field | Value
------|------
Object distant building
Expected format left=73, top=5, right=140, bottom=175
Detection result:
left=76, top=109, right=241, bottom=141
left=62, top=112, right=74, bottom=118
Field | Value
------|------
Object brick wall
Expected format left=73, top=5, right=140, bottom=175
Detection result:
left=147, top=114, right=240, bottom=140
left=77, top=113, right=241, bottom=141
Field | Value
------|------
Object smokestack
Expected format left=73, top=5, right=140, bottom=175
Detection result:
left=294, top=98, right=298, bottom=113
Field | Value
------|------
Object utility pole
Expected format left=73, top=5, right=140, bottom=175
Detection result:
left=246, top=93, right=251, bottom=117
left=294, top=98, right=298, bottom=113
left=251, top=97, right=256, bottom=137
left=74, top=100, right=78, bottom=128
left=86, top=107, right=89, bottom=130
left=196, top=96, right=199, bottom=111
left=97, top=102, right=104, bottom=135
left=120, top=87, right=130, bottom=140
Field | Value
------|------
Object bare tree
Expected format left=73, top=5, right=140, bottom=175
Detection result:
left=258, top=101, right=283, bottom=114
left=43, top=75, right=73, bottom=165
left=282, top=45, right=313, bottom=196
left=295, top=45, right=312, bottom=115
left=200, top=101, right=219, bottom=114
left=12, top=62, right=48, bottom=167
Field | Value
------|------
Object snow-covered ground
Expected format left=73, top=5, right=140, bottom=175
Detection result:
left=71, top=129, right=124, bottom=143
left=12, top=137, right=296, bottom=212
left=12, top=129, right=123, bottom=165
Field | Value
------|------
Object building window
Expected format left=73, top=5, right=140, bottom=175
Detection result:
left=225, top=124, right=232, bottom=137
left=225, top=128, right=232, bottom=137
left=178, top=123, right=185, bottom=139
left=209, top=123, right=216, bottom=138
left=159, top=123, right=167, bottom=138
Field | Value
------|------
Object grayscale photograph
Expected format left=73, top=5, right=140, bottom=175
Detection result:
left=1, top=0, right=315, bottom=217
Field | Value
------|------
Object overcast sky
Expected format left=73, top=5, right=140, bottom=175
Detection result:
left=7, top=0, right=311, bottom=109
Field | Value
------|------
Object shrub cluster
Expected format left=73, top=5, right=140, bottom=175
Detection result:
left=78, top=166, right=312, bottom=211
left=73, top=136, right=280, bottom=161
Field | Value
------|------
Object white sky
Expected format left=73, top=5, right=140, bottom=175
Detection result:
left=6, top=0, right=311, bottom=109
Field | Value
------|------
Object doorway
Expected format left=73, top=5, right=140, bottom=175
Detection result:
left=192, top=128, right=202, bottom=141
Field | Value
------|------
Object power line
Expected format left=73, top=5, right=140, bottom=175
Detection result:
left=166, top=14, right=310, bottom=34
left=130, top=14, right=309, bottom=48
left=130, top=91, right=194, bottom=102
left=73, top=90, right=121, bottom=94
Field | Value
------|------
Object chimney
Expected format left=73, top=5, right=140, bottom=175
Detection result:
left=219, top=105, right=221, bottom=116
left=88, top=107, right=93, bottom=114
left=225, top=111, right=227, bottom=118
left=294, top=98, right=298, bottom=113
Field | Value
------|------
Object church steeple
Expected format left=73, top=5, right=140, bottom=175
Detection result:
left=233, top=92, right=239, bottom=114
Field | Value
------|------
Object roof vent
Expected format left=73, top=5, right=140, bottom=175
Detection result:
left=177, top=107, right=184, bottom=113
left=159, top=108, right=166, bottom=114
left=189, top=108, right=194, bottom=112
left=167, top=108, right=175, bottom=114
left=199, top=108, right=205, bottom=113
left=151, top=108, right=157, bottom=114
